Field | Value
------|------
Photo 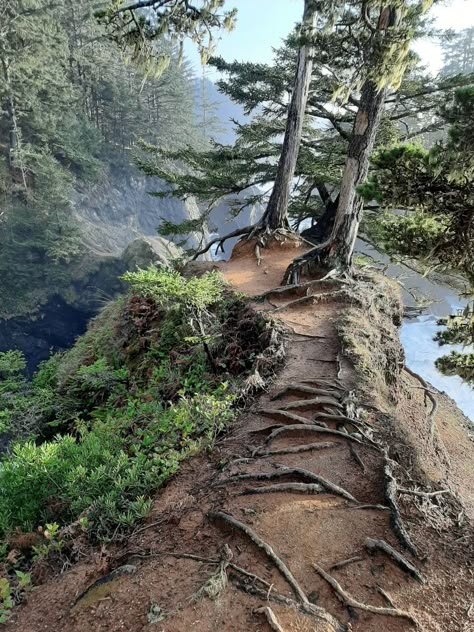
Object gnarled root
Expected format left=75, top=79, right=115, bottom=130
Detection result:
left=276, top=396, right=343, bottom=411
left=241, top=482, right=324, bottom=496
left=256, top=441, right=338, bottom=457
left=383, top=452, right=419, bottom=558
left=272, top=290, right=352, bottom=313
left=365, top=537, right=425, bottom=583
left=313, top=563, right=419, bottom=627
left=209, top=510, right=309, bottom=604
left=218, top=465, right=358, bottom=502
left=271, top=383, right=342, bottom=401
left=253, top=423, right=363, bottom=456
left=232, top=576, right=347, bottom=632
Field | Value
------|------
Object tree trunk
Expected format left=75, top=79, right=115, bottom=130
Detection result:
left=260, top=0, right=317, bottom=231
left=285, top=7, right=400, bottom=282
left=324, top=79, right=387, bottom=270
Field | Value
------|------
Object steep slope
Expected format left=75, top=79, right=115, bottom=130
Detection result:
left=5, top=239, right=474, bottom=631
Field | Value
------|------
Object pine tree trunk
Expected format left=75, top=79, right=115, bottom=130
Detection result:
left=261, top=0, right=317, bottom=231
left=324, top=79, right=387, bottom=270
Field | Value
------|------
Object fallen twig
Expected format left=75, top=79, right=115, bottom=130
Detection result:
left=313, top=563, right=419, bottom=627
left=329, top=556, right=364, bottom=571
left=365, top=537, right=425, bottom=583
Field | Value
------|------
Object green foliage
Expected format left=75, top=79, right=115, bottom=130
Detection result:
left=363, top=107, right=474, bottom=282
left=0, top=577, right=13, bottom=624
left=136, top=3, right=468, bottom=247
left=99, top=0, right=237, bottom=70
left=0, top=271, right=273, bottom=542
left=0, top=571, right=32, bottom=624
left=122, top=266, right=225, bottom=311
left=435, top=351, right=474, bottom=384
left=0, top=389, right=233, bottom=541
left=0, top=0, right=207, bottom=319
left=435, top=304, right=474, bottom=347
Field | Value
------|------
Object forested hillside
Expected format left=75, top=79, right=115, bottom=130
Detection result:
left=0, top=0, right=242, bottom=323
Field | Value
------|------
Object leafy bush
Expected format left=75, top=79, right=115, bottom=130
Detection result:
left=0, top=389, right=233, bottom=541
left=0, top=268, right=269, bottom=543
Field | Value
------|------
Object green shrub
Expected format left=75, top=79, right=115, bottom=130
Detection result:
left=0, top=388, right=233, bottom=541
left=0, top=269, right=266, bottom=544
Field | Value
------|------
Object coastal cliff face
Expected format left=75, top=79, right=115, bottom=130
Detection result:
left=71, top=162, right=208, bottom=255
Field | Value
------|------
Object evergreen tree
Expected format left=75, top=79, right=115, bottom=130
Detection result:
left=441, top=27, right=474, bottom=77
left=140, top=1, right=464, bottom=259
left=0, top=0, right=206, bottom=318
left=360, top=85, right=474, bottom=383
left=286, top=0, right=437, bottom=281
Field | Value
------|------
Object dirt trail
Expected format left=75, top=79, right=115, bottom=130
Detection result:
left=7, top=240, right=474, bottom=632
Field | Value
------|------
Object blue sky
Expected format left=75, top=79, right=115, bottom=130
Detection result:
left=184, top=0, right=474, bottom=78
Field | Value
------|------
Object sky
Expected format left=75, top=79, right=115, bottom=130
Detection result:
left=184, top=0, right=474, bottom=78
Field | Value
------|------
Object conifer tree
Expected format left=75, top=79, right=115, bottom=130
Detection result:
left=286, top=0, right=436, bottom=281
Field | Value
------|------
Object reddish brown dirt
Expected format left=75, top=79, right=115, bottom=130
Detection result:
left=6, top=239, right=474, bottom=632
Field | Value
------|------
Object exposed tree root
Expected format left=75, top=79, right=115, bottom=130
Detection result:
left=272, top=290, right=351, bottom=313
left=312, top=563, right=419, bottom=627
left=365, top=538, right=425, bottom=583
left=256, top=441, right=338, bottom=457
left=329, top=556, right=364, bottom=571
left=275, top=396, right=343, bottom=411
left=231, top=576, right=347, bottom=632
left=255, top=424, right=363, bottom=455
left=259, top=409, right=324, bottom=424
left=377, top=586, right=397, bottom=608
left=192, top=225, right=254, bottom=260
left=404, top=366, right=438, bottom=440
left=217, top=466, right=358, bottom=502
left=254, top=606, right=286, bottom=632
left=209, top=510, right=309, bottom=604
left=349, top=443, right=366, bottom=472
left=271, top=384, right=342, bottom=401
left=127, top=549, right=273, bottom=591
left=349, top=504, right=390, bottom=511
left=256, top=271, right=347, bottom=301
left=383, top=452, right=419, bottom=558
left=241, top=482, right=324, bottom=496
left=301, top=378, right=347, bottom=391
left=275, top=464, right=359, bottom=502
left=193, top=544, right=233, bottom=601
